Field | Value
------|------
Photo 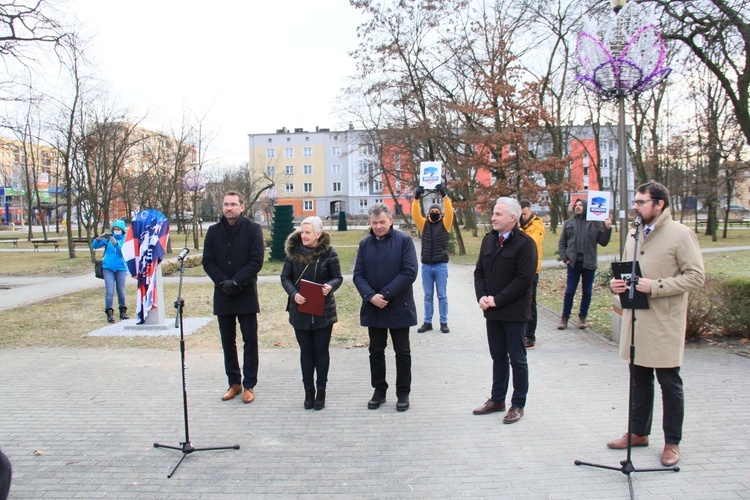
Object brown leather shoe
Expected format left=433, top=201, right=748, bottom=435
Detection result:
left=221, top=384, right=242, bottom=401
left=661, top=443, right=680, bottom=466
left=607, top=433, right=649, bottom=449
left=557, top=318, right=568, bottom=330
left=472, top=399, right=506, bottom=415
left=503, top=405, right=524, bottom=424
left=578, top=317, right=587, bottom=329
left=242, top=387, right=255, bottom=404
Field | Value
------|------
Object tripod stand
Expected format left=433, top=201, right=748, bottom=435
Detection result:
left=575, top=219, right=678, bottom=499
left=154, top=249, right=239, bottom=478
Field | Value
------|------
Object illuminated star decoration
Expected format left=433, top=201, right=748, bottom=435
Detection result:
left=575, top=1, right=671, bottom=99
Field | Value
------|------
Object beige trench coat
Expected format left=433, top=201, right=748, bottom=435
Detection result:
left=618, top=208, right=705, bottom=368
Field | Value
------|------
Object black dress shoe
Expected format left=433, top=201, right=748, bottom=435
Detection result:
left=368, top=392, right=386, bottom=409
left=396, top=395, right=409, bottom=412
left=417, top=323, right=432, bottom=333
left=440, top=323, right=450, bottom=333
left=472, top=399, right=506, bottom=415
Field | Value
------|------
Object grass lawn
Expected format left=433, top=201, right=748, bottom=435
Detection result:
left=2, top=225, right=748, bottom=347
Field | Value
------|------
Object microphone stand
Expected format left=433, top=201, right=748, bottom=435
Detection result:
left=575, top=218, right=678, bottom=499
left=153, top=253, right=239, bottom=478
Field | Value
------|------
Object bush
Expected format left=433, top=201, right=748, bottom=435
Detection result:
left=716, top=277, right=750, bottom=339
left=161, top=255, right=203, bottom=276
left=685, top=279, right=720, bottom=343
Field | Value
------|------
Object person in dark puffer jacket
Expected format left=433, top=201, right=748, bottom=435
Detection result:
left=281, top=216, right=343, bottom=410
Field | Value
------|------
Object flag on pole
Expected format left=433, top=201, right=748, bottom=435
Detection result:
left=122, top=209, right=170, bottom=324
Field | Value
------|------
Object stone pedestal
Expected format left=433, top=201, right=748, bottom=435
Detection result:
left=124, top=263, right=172, bottom=331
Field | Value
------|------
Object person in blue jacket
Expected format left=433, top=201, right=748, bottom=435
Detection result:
left=91, top=219, right=129, bottom=323
left=353, top=203, right=418, bottom=412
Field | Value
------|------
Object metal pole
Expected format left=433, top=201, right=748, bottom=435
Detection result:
left=618, top=91, right=628, bottom=257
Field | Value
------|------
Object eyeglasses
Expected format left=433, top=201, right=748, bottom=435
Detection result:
left=632, top=199, right=654, bottom=206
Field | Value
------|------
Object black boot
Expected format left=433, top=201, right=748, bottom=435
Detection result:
left=304, top=388, right=315, bottom=410
left=119, top=306, right=129, bottom=320
left=314, top=388, right=326, bottom=410
left=105, top=308, right=115, bottom=323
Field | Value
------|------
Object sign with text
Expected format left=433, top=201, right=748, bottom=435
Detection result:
left=586, top=190, right=611, bottom=222
left=419, top=161, right=443, bottom=189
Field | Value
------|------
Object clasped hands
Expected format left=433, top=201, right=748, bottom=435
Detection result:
left=294, top=284, right=332, bottom=304
left=369, top=293, right=389, bottom=309
left=219, top=279, right=242, bottom=296
left=478, top=295, right=496, bottom=311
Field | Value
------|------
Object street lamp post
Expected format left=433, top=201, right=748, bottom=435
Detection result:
left=575, top=0, right=671, bottom=256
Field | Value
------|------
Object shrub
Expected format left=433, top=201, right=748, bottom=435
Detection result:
left=685, top=279, right=720, bottom=343
left=161, top=255, right=203, bottom=276
left=716, top=277, right=750, bottom=339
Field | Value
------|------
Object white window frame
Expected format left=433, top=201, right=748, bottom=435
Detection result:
left=285, top=183, right=294, bottom=194
left=285, top=165, right=294, bottom=175
left=303, top=147, right=312, bottom=158
left=303, top=164, right=312, bottom=175
left=303, top=182, right=313, bottom=193
left=266, top=148, right=275, bottom=158
left=331, top=146, right=341, bottom=157
left=331, top=163, right=342, bottom=174
left=266, top=165, right=276, bottom=177
left=303, top=200, right=313, bottom=211
left=332, top=182, right=342, bottom=192
left=284, top=147, right=294, bottom=158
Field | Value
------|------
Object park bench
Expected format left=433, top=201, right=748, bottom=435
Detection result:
left=726, top=219, right=750, bottom=227
left=30, top=238, right=60, bottom=251
left=71, top=236, right=91, bottom=246
left=0, top=238, right=19, bottom=248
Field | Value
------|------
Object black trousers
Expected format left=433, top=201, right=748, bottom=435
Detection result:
left=631, top=364, right=684, bottom=445
left=217, top=314, right=259, bottom=389
left=294, top=325, right=333, bottom=390
left=368, top=327, right=411, bottom=397
left=526, top=273, right=539, bottom=341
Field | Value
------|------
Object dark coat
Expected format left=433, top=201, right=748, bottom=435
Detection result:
left=558, top=198, right=612, bottom=270
left=353, top=227, right=418, bottom=329
left=280, top=231, right=343, bottom=331
left=202, top=215, right=265, bottom=316
left=474, top=228, right=537, bottom=322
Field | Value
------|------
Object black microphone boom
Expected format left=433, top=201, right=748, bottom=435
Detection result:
left=177, top=248, right=190, bottom=261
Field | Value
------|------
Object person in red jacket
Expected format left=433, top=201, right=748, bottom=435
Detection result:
left=473, top=197, right=537, bottom=424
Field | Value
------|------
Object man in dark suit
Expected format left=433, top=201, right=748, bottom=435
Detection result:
left=473, top=197, right=537, bottom=424
left=202, top=191, right=265, bottom=404
left=353, top=203, right=418, bottom=412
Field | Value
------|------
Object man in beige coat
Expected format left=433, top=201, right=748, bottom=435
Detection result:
left=608, top=181, right=704, bottom=467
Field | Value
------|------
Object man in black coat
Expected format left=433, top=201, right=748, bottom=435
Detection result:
left=353, top=203, right=418, bottom=412
left=473, top=197, right=537, bottom=424
left=202, top=191, right=265, bottom=404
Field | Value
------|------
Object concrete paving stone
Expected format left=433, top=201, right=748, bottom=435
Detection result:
left=2, top=257, right=750, bottom=497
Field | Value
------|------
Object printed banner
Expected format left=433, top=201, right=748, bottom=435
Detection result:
left=586, top=190, right=611, bottom=222
left=122, top=209, right=170, bottom=324
left=419, top=161, right=443, bottom=189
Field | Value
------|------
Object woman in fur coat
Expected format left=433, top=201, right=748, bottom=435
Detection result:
left=280, top=216, right=343, bottom=410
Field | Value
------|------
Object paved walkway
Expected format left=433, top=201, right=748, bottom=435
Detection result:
left=1, top=253, right=749, bottom=497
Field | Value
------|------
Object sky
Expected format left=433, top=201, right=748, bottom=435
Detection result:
left=65, top=0, right=365, bottom=167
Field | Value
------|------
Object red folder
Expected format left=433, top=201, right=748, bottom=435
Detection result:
left=298, top=279, right=325, bottom=317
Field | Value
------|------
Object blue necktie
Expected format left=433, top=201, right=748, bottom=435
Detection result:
left=644, top=227, right=651, bottom=239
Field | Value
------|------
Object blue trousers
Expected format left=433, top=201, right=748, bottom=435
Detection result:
left=102, top=268, right=127, bottom=310
left=562, top=261, right=595, bottom=319
left=486, top=319, right=528, bottom=408
left=422, top=262, right=449, bottom=324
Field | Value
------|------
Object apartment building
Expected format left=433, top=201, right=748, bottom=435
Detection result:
left=248, top=124, right=633, bottom=221
left=249, top=127, right=412, bottom=220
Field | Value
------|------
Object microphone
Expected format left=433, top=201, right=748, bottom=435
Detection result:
left=633, top=215, right=642, bottom=227
left=177, top=247, right=190, bottom=261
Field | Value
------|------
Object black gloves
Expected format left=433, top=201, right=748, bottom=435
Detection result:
left=220, top=280, right=242, bottom=296
left=414, top=186, right=425, bottom=200
left=435, top=184, right=447, bottom=197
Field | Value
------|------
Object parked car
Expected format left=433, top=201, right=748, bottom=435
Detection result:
left=325, top=211, right=348, bottom=220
